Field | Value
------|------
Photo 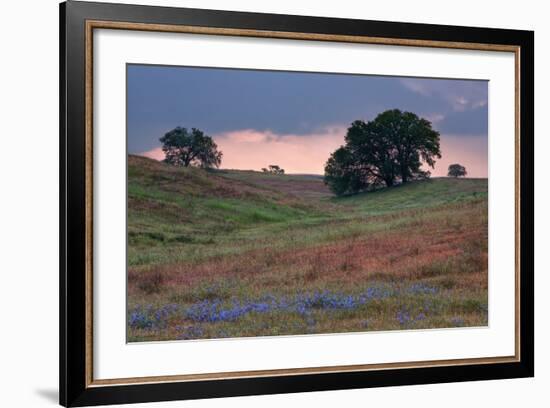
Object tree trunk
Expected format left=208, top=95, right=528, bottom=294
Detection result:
left=401, top=166, right=408, bottom=183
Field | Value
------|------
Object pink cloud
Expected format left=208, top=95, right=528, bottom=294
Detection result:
left=220, top=129, right=275, bottom=144
left=213, top=127, right=346, bottom=174
left=139, top=146, right=165, bottom=161
left=430, top=135, right=488, bottom=178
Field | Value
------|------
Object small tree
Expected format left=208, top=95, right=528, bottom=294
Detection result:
left=263, top=165, right=285, bottom=175
left=160, top=127, right=222, bottom=168
left=447, top=164, right=467, bottom=178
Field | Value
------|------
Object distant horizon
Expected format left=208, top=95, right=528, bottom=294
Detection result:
left=129, top=65, right=488, bottom=178
left=132, top=153, right=489, bottom=180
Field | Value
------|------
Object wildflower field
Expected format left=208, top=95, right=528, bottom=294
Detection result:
left=127, top=155, right=488, bottom=342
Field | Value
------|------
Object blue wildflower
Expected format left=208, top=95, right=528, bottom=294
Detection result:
left=407, top=283, right=438, bottom=295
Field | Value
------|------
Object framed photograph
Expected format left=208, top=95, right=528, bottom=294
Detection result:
left=60, top=1, right=534, bottom=406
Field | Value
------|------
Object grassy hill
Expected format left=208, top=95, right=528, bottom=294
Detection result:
left=127, top=155, right=488, bottom=342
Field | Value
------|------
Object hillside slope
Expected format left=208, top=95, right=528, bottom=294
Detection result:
left=128, top=155, right=327, bottom=258
left=128, top=155, right=487, bottom=264
left=127, top=155, right=488, bottom=341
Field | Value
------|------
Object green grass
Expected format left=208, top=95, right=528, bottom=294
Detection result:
left=127, top=155, right=488, bottom=341
left=339, top=177, right=487, bottom=215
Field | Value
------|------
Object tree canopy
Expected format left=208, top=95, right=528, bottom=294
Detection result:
left=324, top=109, right=441, bottom=196
left=160, top=127, right=222, bottom=168
left=448, top=163, right=467, bottom=178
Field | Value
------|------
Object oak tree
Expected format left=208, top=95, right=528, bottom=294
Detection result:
left=159, top=127, right=222, bottom=168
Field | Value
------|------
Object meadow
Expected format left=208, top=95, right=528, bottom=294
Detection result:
left=127, top=155, right=488, bottom=342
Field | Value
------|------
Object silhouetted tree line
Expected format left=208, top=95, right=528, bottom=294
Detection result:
left=159, top=110, right=470, bottom=198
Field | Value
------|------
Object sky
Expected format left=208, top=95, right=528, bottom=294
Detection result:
left=128, top=64, right=488, bottom=177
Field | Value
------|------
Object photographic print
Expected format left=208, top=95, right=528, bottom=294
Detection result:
left=126, top=64, right=488, bottom=342
left=60, top=5, right=533, bottom=404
